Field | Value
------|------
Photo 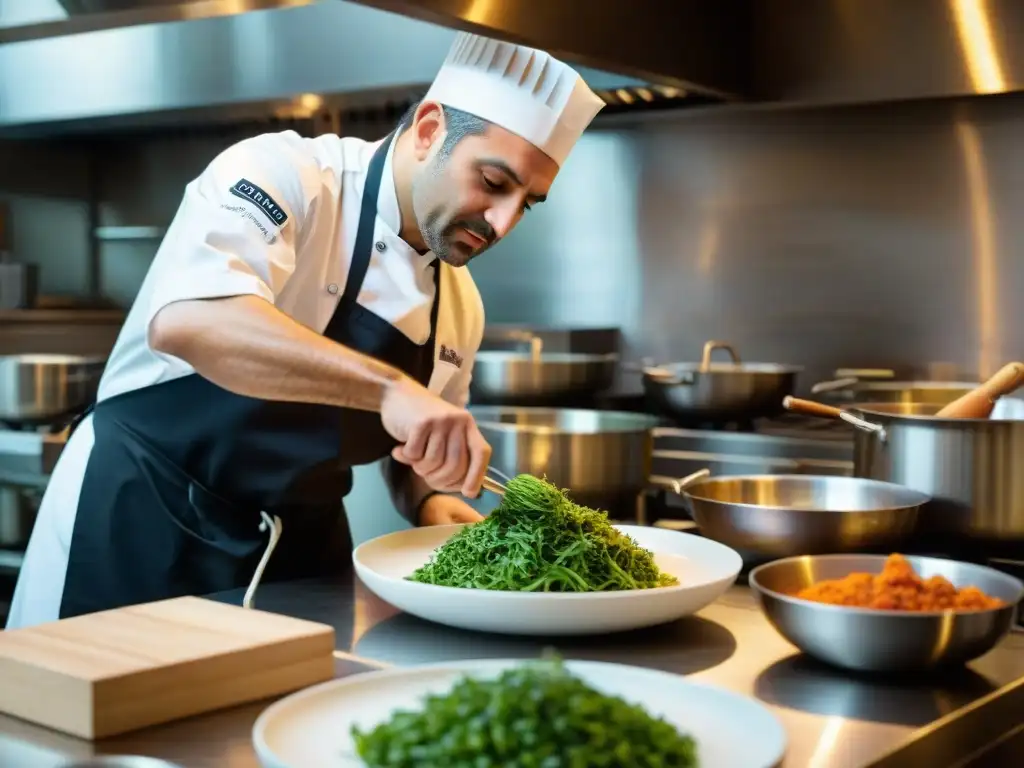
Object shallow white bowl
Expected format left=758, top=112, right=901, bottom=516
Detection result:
left=253, top=658, right=787, bottom=768
left=352, top=524, right=742, bottom=636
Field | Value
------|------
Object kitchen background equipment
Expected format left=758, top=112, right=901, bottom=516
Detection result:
left=784, top=396, right=1024, bottom=549
left=934, top=361, right=1024, bottom=418
left=0, top=596, right=335, bottom=739
left=0, top=353, right=105, bottom=426
left=750, top=554, right=1024, bottom=673
left=811, top=368, right=980, bottom=405
left=634, top=340, right=802, bottom=426
left=0, top=254, right=38, bottom=310
left=469, top=350, right=619, bottom=404
left=469, top=406, right=662, bottom=518
left=679, top=474, right=928, bottom=561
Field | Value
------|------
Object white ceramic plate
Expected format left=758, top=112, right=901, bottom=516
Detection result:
left=253, top=659, right=787, bottom=768
left=353, top=524, right=741, bottom=635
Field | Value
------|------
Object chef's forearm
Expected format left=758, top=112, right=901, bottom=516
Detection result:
left=382, top=458, right=435, bottom=524
left=149, top=295, right=405, bottom=411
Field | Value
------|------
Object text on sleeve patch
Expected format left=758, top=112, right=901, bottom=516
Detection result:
left=229, top=179, right=290, bottom=227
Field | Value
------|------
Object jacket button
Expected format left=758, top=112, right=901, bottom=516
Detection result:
left=327, top=284, right=339, bottom=295
left=375, top=240, right=386, bottom=252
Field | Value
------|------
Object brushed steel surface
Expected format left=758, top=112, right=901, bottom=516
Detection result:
left=828, top=399, right=1024, bottom=544
left=6, top=576, right=1024, bottom=768
left=469, top=406, right=658, bottom=514
left=470, top=351, right=618, bottom=403
left=750, top=0, right=1024, bottom=104
left=750, top=554, right=1024, bottom=673
left=814, top=379, right=980, bottom=405
left=682, top=475, right=927, bottom=560
left=640, top=340, right=802, bottom=422
left=0, top=354, right=104, bottom=424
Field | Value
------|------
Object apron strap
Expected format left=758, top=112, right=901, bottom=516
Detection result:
left=341, top=132, right=395, bottom=305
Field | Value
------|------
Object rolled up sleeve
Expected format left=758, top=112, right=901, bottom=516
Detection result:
left=146, top=131, right=321, bottom=329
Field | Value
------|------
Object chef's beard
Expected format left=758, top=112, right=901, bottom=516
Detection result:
left=411, top=157, right=495, bottom=268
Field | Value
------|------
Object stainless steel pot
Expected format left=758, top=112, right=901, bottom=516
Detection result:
left=751, top=554, right=1024, bottom=672
left=680, top=474, right=928, bottom=561
left=811, top=368, right=978, bottom=405
left=0, top=354, right=106, bottom=425
left=785, top=396, right=1024, bottom=544
left=469, top=351, right=618, bottom=403
left=636, top=340, right=802, bottom=423
left=469, top=406, right=705, bottom=516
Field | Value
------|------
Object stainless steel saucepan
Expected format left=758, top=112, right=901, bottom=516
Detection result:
left=811, top=368, right=978, bottom=405
left=469, top=331, right=617, bottom=403
left=0, top=354, right=106, bottom=425
left=784, top=396, right=1024, bottom=544
left=468, top=406, right=708, bottom=517
left=632, top=340, right=802, bottom=423
left=677, top=473, right=928, bottom=561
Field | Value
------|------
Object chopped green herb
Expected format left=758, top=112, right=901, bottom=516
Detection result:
left=352, top=656, right=699, bottom=767
left=409, top=474, right=678, bottom=591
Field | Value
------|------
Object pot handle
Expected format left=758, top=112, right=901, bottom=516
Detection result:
left=700, top=340, right=741, bottom=372
left=782, top=396, right=887, bottom=440
left=810, top=377, right=859, bottom=395
left=811, top=369, right=896, bottom=395
left=649, top=468, right=711, bottom=496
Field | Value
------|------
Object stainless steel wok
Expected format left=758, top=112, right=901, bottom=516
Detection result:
left=785, top=396, right=1024, bottom=544
left=0, top=354, right=105, bottom=425
left=637, top=340, right=802, bottom=423
left=678, top=474, right=928, bottom=561
left=751, top=554, right=1024, bottom=672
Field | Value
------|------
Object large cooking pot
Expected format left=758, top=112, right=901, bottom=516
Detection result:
left=469, top=406, right=702, bottom=516
left=811, top=368, right=978, bottom=405
left=0, top=354, right=106, bottom=426
left=636, top=340, right=802, bottom=423
left=784, top=396, right=1024, bottom=544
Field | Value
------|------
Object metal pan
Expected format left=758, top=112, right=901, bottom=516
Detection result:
left=634, top=340, right=802, bottom=423
left=784, top=395, right=1024, bottom=545
left=0, top=353, right=105, bottom=426
left=811, top=368, right=978, bottom=405
left=751, top=554, right=1024, bottom=672
left=678, top=472, right=928, bottom=561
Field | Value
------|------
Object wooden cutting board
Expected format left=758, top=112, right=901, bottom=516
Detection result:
left=0, top=596, right=335, bottom=739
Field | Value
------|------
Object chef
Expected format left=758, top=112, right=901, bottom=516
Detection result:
left=7, top=32, right=604, bottom=629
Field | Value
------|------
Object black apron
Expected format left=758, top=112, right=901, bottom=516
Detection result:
left=58, top=134, right=440, bottom=619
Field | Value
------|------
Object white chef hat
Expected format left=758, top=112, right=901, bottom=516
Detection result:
left=423, top=32, right=605, bottom=167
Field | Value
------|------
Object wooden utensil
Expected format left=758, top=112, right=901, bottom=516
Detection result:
left=782, top=396, right=844, bottom=420
left=934, top=362, right=1024, bottom=418
left=0, top=596, right=335, bottom=739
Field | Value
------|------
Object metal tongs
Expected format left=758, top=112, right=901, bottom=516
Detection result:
left=481, top=466, right=512, bottom=497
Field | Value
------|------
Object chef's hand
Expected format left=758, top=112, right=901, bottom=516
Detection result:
left=417, top=494, right=485, bottom=526
left=381, top=376, right=491, bottom=498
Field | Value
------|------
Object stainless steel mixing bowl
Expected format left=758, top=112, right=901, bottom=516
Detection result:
left=750, top=554, right=1024, bottom=672
left=680, top=474, right=929, bottom=560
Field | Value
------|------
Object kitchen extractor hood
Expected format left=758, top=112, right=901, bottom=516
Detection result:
left=0, top=0, right=725, bottom=134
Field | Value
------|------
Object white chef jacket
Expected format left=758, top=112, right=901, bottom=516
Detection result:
left=98, top=129, right=485, bottom=408
left=5, top=131, right=486, bottom=631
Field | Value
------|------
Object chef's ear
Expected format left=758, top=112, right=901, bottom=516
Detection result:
left=410, top=101, right=447, bottom=160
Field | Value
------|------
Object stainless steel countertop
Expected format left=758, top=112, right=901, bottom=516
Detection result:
left=1, top=578, right=1022, bottom=768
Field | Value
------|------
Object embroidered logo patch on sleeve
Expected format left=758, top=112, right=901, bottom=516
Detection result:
left=230, top=179, right=290, bottom=227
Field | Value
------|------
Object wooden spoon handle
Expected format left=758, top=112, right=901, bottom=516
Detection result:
left=783, top=396, right=844, bottom=420
left=978, top=362, right=1024, bottom=400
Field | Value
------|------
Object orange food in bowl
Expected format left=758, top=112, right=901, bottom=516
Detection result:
left=795, top=554, right=1005, bottom=612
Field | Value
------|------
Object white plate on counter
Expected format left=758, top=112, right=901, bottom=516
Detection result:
left=253, top=658, right=787, bottom=768
left=352, top=524, right=741, bottom=635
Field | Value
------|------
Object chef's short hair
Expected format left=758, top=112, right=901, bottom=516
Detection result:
left=398, top=101, right=489, bottom=162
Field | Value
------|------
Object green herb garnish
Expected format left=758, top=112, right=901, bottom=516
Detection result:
left=408, top=474, right=678, bottom=591
left=351, top=656, right=699, bottom=767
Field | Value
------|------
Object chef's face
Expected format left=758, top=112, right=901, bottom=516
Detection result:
left=409, top=102, right=558, bottom=267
